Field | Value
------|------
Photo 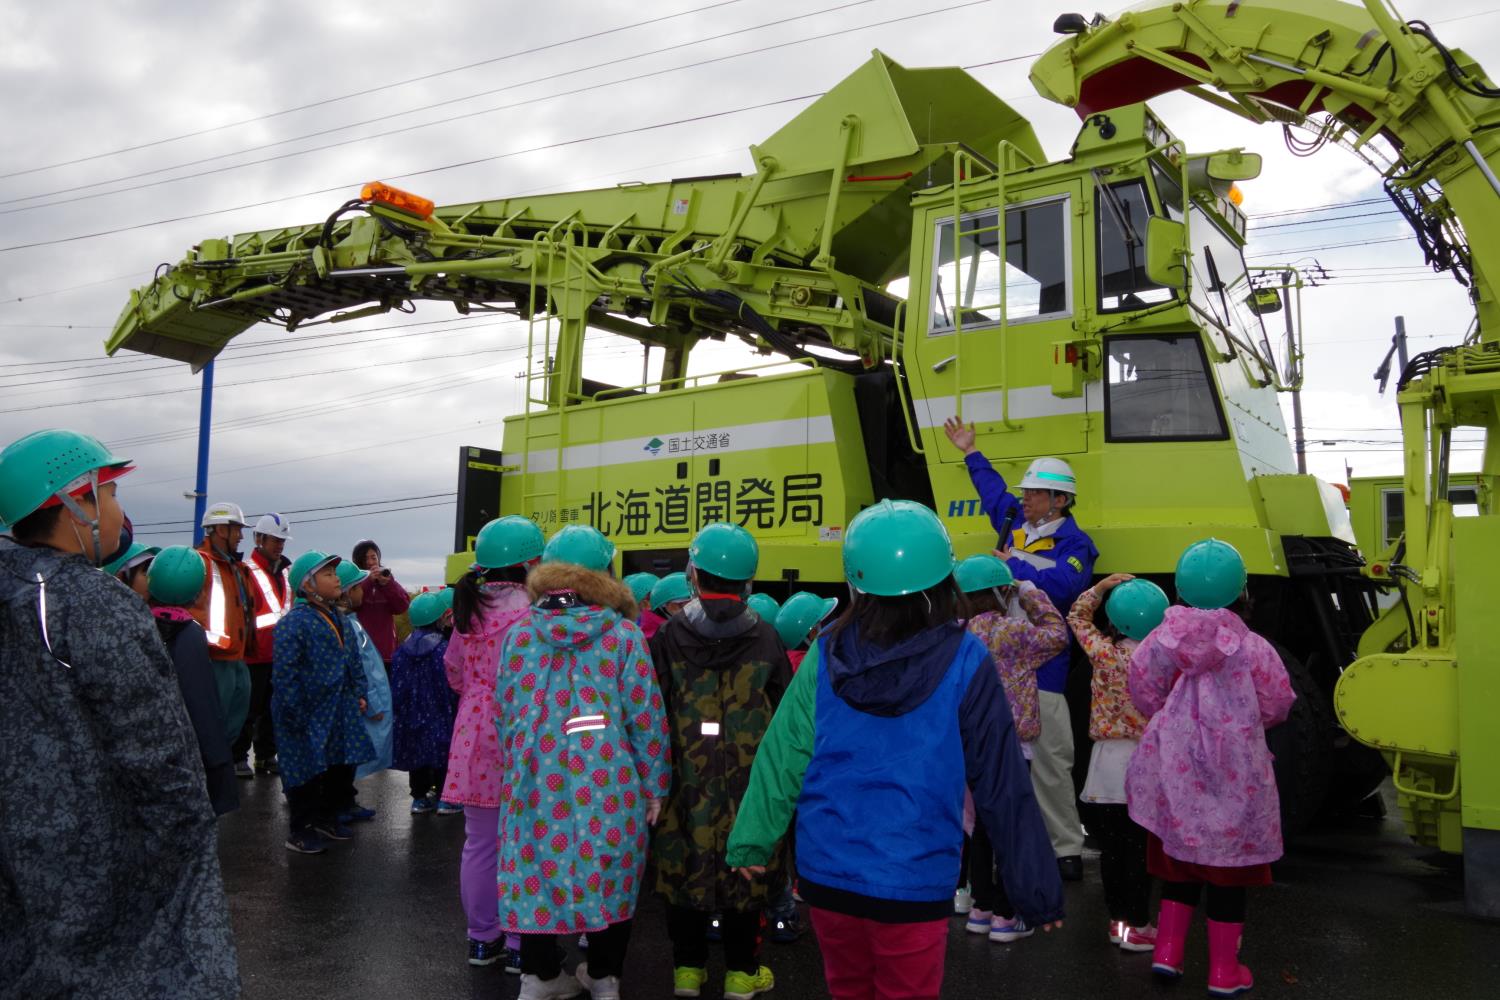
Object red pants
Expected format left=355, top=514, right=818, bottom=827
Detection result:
left=809, top=907, right=948, bottom=1000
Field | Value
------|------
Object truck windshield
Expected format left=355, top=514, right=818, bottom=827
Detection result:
left=1186, top=204, right=1268, bottom=354
left=1097, top=180, right=1174, bottom=311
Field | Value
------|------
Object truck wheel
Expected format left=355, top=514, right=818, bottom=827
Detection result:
left=1266, top=644, right=1334, bottom=835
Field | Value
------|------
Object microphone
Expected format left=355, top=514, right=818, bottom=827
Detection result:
left=996, top=509, right=1016, bottom=552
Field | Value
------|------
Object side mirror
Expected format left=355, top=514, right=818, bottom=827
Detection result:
left=1187, top=150, right=1262, bottom=198
left=1246, top=288, right=1282, bottom=315
left=1145, top=217, right=1188, bottom=289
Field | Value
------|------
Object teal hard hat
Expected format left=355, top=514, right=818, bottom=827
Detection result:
left=650, top=571, right=692, bottom=608
left=775, top=591, right=839, bottom=649
left=953, top=553, right=1014, bottom=593
left=103, top=541, right=160, bottom=578
left=0, top=428, right=133, bottom=528
left=624, top=572, right=660, bottom=604
left=1106, top=579, right=1171, bottom=640
left=289, top=550, right=339, bottom=595
left=1175, top=538, right=1247, bottom=610
left=542, top=525, right=616, bottom=572
left=335, top=559, right=370, bottom=592
left=689, top=522, right=759, bottom=581
left=747, top=592, right=781, bottom=623
left=437, top=586, right=456, bottom=610
left=147, top=545, right=206, bottom=606
left=843, top=499, right=955, bottom=596
left=474, top=515, right=546, bottom=570
left=409, top=591, right=446, bottom=628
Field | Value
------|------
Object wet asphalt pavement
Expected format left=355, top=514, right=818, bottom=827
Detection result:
left=218, top=772, right=1499, bottom=999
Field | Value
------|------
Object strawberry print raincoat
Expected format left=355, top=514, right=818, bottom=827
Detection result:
left=1125, top=606, right=1295, bottom=867
left=494, top=563, right=671, bottom=934
left=443, top=582, right=531, bottom=807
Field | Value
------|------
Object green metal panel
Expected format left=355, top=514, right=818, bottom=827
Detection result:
left=1454, top=516, right=1500, bottom=832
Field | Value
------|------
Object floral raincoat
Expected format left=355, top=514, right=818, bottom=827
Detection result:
left=444, top=581, right=531, bottom=807
left=494, top=563, right=671, bottom=934
left=1125, top=606, right=1295, bottom=867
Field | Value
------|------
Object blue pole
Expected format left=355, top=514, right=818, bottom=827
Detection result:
left=192, top=360, right=214, bottom=546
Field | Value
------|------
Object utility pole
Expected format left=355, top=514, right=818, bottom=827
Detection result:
left=188, top=360, right=214, bottom=545
left=1374, top=315, right=1412, bottom=396
left=1283, top=269, right=1307, bottom=474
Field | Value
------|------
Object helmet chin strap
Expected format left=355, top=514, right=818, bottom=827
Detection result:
left=55, top=469, right=104, bottom=566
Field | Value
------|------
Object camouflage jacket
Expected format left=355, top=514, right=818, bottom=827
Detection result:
left=649, top=596, right=791, bottom=912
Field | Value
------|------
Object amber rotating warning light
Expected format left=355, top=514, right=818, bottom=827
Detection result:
left=360, top=181, right=435, bottom=219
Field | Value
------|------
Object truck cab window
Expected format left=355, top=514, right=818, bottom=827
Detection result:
left=929, top=197, right=1069, bottom=334
left=1097, top=180, right=1174, bottom=311
left=1105, top=334, right=1227, bottom=441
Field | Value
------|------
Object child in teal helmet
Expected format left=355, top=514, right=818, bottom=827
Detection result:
left=1068, top=573, right=1167, bottom=954
left=147, top=545, right=240, bottom=817
left=775, top=591, right=839, bottom=671
left=0, top=429, right=239, bottom=998
left=649, top=522, right=788, bottom=1000
left=954, top=553, right=1069, bottom=945
left=1125, top=540, right=1294, bottom=995
left=271, top=551, right=376, bottom=855
left=727, top=500, right=1063, bottom=1000
left=448, top=516, right=544, bottom=970
left=391, top=591, right=458, bottom=816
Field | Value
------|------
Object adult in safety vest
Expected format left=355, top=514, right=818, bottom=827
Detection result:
left=192, top=501, right=255, bottom=746
left=944, top=417, right=1098, bottom=882
left=0, top=428, right=239, bottom=999
left=234, top=512, right=293, bottom=778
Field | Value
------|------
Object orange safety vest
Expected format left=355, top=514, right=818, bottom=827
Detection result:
left=192, top=546, right=252, bottom=660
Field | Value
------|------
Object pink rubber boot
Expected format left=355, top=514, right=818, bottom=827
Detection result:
left=1206, top=919, right=1254, bottom=997
left=1151, top=899, right=1193, bottom=978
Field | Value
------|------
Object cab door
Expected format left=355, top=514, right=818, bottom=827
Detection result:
left=910, top=180, right=1087, bottom=463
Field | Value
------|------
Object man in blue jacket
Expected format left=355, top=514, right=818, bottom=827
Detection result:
left=945, top=417, right=1097, bottom=881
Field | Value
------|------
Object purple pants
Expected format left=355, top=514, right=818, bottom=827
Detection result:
left=462, top=805, right=508, bottom=943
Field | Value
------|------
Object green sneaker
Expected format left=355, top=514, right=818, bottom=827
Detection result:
left=673, top=966, right=708, bottom=997
left=724, top=965, right=775, bottom=1000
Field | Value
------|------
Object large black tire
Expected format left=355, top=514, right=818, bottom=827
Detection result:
left=1266, top=643, right=1334, bottom=836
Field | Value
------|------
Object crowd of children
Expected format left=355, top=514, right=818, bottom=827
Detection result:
left=1, top=425, right=1299, bottom=1000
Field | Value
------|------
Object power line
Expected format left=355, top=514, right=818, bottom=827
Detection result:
left=0, top=342, right=526, bottom=411
left=0, top=92, right=822, bottom=255
left=0, top=0, right=753, bottom=181
left=133, top=498, right=458, bottom=539
left=130, top=491, right=459, bottom=529
left=126, top=420, right=489, bottom=488
left=0, top=0, right=934, bottom=216
left=0, top=315, right=512, bottom=385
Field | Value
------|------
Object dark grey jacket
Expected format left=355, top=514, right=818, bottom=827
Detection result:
left=0, top=537, right=240, bottom=999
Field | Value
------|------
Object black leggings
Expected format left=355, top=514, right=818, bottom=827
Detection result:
left=1160, top=880, right=1247, bottom=923
left=968, top=822, right=1015, bottom=920
left=520, top=920, right=632, bottom=979
left=667, top=904, right=762, bottom=975
left=1091, top=804, right=1152, bottom=927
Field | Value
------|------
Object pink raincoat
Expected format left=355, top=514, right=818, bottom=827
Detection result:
left=444, top=582, right=531, bottom=807
left=1125, top=606, right=1295, bottom=868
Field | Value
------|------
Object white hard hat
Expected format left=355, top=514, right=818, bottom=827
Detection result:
left=200, top=501, right=248, bottom=528
left=253, top=512, right=293, bottom=540
left=1019, top=457, right=1077, bottom=494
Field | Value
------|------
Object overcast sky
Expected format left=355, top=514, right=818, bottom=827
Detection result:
left=2, top=0, right=1495, bottom=585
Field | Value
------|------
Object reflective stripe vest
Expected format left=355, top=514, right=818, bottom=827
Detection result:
left=247, top=563, right=289, bottom=630
left=191, top=545, right=252, bottom=661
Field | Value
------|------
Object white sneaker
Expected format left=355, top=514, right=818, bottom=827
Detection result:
left=576, top=962, right=621, bottom=1000
left=965, top=908, right=994, bottom=934
left=954, top=886, right=973, bottom=914
left=518, top=970, right=584, bottom=999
